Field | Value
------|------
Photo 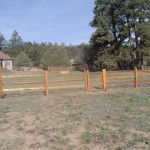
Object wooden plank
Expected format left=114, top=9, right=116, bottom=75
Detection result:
left=3, top=87, right=44, bottom=92
left=90, top=72, right=101, bottom=74
left=48, top=73, right=84, bottom=77
left=108, top=81, right=132, bottom=85
left=138, top=70, right=150, bottom=72
left=48, top=85, right=85, bottom=90
left=4, top=81, right=44, bottom=85
left=44, top=71, right=48, bottom=96
left=90, top=78, right=102, bottom=80
left=107, top=76, right=134, bottom=79
left=107, top=70, right=134, bottom=73
left=48, top=78, right=84, bottom=83
left=3, top=74, right=43, bottom=78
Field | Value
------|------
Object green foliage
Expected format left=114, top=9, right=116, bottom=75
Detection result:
left=89, top=0, right=150, bottom=70
left=9, top=30, right=23, bottom=48
left=73, top=44, right=90, bottom=65
left=97, top=54, right=117, bottom=70
left=3, top=30, right=24, bottom=57
left=0, top=30, right=90, bottom=68
left=40, top=46, right=69, bottom=67
left=1, top=30, right=88, bottom=68
left=15, top=52, right=32, bottom=67
left=24, top=42, right=47, bottom=67
left=0, top=32, right=6, bottom=51
left=66, top=44, right=80, bottom=59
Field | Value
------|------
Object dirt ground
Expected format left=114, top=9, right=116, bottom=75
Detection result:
left=0, top=87, right=150, bottom=150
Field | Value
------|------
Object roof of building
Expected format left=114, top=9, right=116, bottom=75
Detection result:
left=0, top=51, right=13, bottom=60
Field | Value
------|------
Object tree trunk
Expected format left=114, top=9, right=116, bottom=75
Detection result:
left=136, top=50, right=142, bottom=69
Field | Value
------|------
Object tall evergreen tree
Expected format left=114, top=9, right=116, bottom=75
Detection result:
left=4, top=30, right=24, bottom=57
left=89, top=0, right=150, bottom=70
left=9, top=30, right=23, bottom=48
left=126, top=0, right=150, bottom=69
left=0, top=32, right=6, bottom=51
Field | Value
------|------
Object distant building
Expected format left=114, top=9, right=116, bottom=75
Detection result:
left=0, top=51, right=13, bottom=70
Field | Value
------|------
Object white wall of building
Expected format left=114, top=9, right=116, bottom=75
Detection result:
left=2, top=60, right=13, bottom=70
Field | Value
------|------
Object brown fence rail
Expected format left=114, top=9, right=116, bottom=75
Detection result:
left=48, top=66, right=74, bottom=72
left=0, top=68, right=149, bottom=98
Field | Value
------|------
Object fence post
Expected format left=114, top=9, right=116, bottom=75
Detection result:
left=0, top=75, right=4, bottom=98
left=44, top=71, right=48, bottom=96
left=84, top=70, right=88, bottom=92
left=134, top=68, right=138, bottom=88
left=102, top=69, right=107, bottom=91
left=87, top=69, right=90, bottom=92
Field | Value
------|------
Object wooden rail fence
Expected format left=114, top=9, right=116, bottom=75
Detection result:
left=0, top=68, right=149, bottom=98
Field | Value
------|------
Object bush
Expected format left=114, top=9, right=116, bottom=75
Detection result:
left=15, top=52, right=32, bottom=67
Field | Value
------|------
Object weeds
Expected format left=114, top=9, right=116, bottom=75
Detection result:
left=0, top=88, right=149, bottom=149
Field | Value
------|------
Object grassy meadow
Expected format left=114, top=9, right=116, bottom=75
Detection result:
left=0, top=85, right=150, bottom=150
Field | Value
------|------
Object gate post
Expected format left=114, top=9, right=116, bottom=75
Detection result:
left=134, top=68, right=138, bottom=88
left=87, top=69, right=90, bottom=92
left=84, top=70, right=88, bottom=92
left=102, top=69, right=107, bottom=91
left=44, top=71, right=48, bottom=96
left=84, top=69, right=90, bottom=92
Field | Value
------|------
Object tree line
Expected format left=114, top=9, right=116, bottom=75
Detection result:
left=0, top=30, right=87, bottom=68
left=0, top=0, right=149, bottom=70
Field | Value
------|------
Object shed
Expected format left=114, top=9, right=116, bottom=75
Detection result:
left=0, top=51, right=13, bottom=70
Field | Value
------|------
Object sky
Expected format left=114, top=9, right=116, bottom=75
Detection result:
left=0, top=0, right=95, bottom=45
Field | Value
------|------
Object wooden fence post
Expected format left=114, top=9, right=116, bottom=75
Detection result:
left=84, top=70, right=88, bottom=92
left=0, top=75, right=4, bottom=98
left=134, top=68, right=138, bottom=88
left=102, top=69, right=107, bottom=91
left=44, top=71, right=48, bottom=96
left=87, top=69, right=90, bottom=92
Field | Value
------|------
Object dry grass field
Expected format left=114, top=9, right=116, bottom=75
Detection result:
left=0, top=86, right=150, bottom=150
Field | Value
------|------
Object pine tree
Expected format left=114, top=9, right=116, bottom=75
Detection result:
left=126, top=0, right=150, bottom=69
left=9, top=30, right=23, bottom=48
left=15, top=52, right=32, bottom=67
left=4, top=30, right=24, bottom=57
left=89, top=0, right=150, bottom=70
left=0, top=32, right=6, bottom=51
left=40, top=46, right=69, bottom=67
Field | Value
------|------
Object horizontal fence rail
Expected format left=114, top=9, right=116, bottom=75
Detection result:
left=48, top=66, right=73, bottom=72
left=0, top=68, right=149, bottom=98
